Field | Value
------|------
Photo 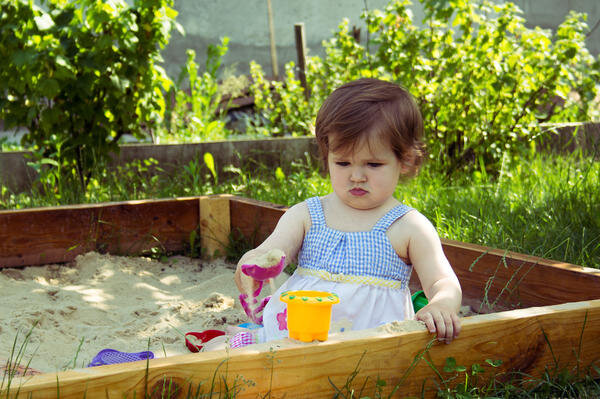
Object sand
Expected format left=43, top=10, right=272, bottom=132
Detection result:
left=1, top=251, right=472, bottom=374
left=0, top=252, right=268, bottom=373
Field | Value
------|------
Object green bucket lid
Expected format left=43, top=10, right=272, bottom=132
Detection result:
left=411, top=290, right=428, bottom=312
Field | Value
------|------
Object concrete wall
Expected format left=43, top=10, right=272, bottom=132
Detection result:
left=162, top=0, right=600, bottom=79
left=161, top=0, right=390, bottom=78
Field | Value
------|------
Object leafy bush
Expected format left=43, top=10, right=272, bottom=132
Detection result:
left=247, top=60, right=321, bottom=137
left=0, top=0, right=180, bottom=195
left=249, top=0, right=600, bottom=175
left=159, top=38, right=231, bottom=143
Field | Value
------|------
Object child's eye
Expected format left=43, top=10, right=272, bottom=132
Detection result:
left=368, top=162, right=383, bottom=167
left=335, top=161, right=350, bottom=166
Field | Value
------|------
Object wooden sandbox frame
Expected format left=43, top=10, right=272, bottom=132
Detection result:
left=1, top=194, right=599, bottom=398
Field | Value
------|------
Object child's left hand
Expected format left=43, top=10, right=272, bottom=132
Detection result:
left=415, top=304, right=461, bottom=344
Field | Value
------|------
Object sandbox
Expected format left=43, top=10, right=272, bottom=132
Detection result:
left=1, top=195, right=599, bottom=398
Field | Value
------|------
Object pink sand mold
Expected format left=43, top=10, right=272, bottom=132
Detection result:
left=184, top=330, right=226, bottom=353
left=87, top=349, right=154, bottom=367
left=240, top=254, right=285, bottom=280
left=238, top=254, right=286, bottom=325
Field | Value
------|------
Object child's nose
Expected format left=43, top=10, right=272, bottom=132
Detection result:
left=350, top=167, right=366, bottom=182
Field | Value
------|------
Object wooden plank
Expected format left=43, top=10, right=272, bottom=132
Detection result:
left=229, top=196, right=287, bottom=247
left=294, top=23, right=309, bottom=100
left=5, top=300, right=600, bottom=398
left=0, top=198, right=200, bottom=268
left=442, top=239, right=600, bottom=309
left=199, top=195, right=232, bottom=257
left=94, top=198, right=199, bottom=256
left=0, top=204, right=97, bottom=267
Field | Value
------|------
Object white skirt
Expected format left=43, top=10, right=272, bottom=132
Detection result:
left=257, top=268, right=415, bottom=343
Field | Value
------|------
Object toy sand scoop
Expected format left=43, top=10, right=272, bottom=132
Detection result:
left=280, top=290, right=340, bottom=342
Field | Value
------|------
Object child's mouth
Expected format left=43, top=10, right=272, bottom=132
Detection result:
left=349, top=188, right=368, bottom=196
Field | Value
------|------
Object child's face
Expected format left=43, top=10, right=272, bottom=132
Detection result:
left=328, top=136, right=403, bottom=210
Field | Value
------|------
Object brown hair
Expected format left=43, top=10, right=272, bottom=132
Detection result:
left=315, top=78, right=425, bottom=176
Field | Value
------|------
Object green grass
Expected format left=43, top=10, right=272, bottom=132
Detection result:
left=402, top=153, right=600, bottom=268
left=1, top=150, right=599, bottom=268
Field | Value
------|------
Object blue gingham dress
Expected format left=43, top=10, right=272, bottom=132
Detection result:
left=257, top=196, right=415, bottom=342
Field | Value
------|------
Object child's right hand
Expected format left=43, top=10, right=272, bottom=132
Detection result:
left=415, top=304, right=461, bottom=344
left=234, top=266, right=260, bottom=296
left=234, top=248, right=286, bottom=295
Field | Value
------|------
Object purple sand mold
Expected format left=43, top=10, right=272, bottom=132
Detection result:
left=87, top=349, right=154, bottom=367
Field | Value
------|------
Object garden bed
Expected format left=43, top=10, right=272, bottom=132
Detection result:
left=1, top=195, right=599, bottom=398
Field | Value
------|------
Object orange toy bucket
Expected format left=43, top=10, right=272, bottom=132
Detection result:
left=280, top=290, right=340, bottom=342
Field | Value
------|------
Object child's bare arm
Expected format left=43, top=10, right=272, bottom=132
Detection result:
left=234, top=202, right=308, bottom=295
left=402, top=212, right=462, bottom=343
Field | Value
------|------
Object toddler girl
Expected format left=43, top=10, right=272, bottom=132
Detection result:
left=234, top=78, right=462, bottom=346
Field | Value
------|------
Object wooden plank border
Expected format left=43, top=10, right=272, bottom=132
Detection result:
left=5, top=300, right=600, bottom=398
left=0, top=198, right=200, bottom=268
left=442, top=239, right=600, bottom=309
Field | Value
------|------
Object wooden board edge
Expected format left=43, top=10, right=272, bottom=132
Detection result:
left=0, top=197, right=207, bottom=268
left=7, top=299, right=599, bottom=398
left=441, top=238, right=598, bottom=273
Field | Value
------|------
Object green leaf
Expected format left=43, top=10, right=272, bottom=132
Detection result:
left=39, top=158, right=60, bottom=167
left=165, top=6, right=178, bottom=20
left=53, top=8, right=75, bottom=27
left=34, top=13, right=55, bottom=31
left=12, top=50, right=37, bottom=67
left=563, top=47, right=577, bottom=59
left=471, top=363, right=485, bottom=375
left=443, top=357, right=467, bottom=373
left=203, top=152, right=217, bottom=181
left=38, top=79, right=60, bottom=98
left=275, top=167, right=285, bottom=181
left=443, top=357, right=457, bottom=372
left=55, top=56, right=73, bottom=71
left=485, top=359, right=503, bottom=367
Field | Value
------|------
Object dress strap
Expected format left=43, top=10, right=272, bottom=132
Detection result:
left=372, top=204, right=413, bottom=232
left=305, top=196, right=326, bottom=227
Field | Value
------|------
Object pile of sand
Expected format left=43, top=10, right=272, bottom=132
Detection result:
left=0, top=252, right=251, bottom=373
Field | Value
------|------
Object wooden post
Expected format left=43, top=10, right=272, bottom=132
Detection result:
left=294, top=22, right=309, bottom=100
left=266, top=0, right=278, bottom=79
left=199, top=195, right=231, bottom=258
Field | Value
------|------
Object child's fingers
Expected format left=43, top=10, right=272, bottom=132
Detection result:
left=440, top=315, right=454, bottom=343
left=433, top=313, right=449, bottom=341
left=451, top=313, right=461, bottom=338
left=416, top=310, right=461, bottom=344
left=415, top=311, right=436, bottom=334
left=234, top=268, right=258, bottom=294
left=419, top=311, right=449, bottom=340
left=438, top=312, right=461, bottom=343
